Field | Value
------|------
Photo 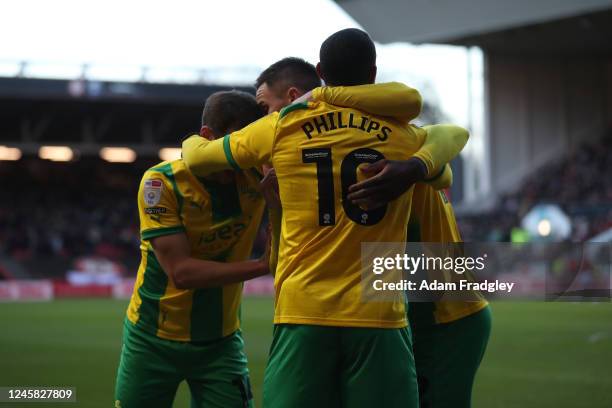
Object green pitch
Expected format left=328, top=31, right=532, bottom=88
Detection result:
left=0, top=299, right=611, bottom=407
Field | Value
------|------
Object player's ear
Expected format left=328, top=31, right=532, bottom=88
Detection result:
left=369, top=65, right=377, bottom=84
left=316, top=62, right=326, bottom=84
left=200, top=125, right=216, bottom=141
left=287, top=87, right=301, bottom=102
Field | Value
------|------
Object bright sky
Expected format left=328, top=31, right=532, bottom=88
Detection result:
left=0, top=0, right=477, bottom=125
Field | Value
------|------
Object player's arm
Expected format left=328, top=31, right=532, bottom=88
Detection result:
left=180, top=136, right=230, bottom=176
left=138, top=170, right=269, bottom=289
left=150, top=233, right=269, bottom=290
left=414, top=124, right=467, bottom=181
left=347, top=125, right=468, bottom=209
left=182, top=114, right=277, bottom=177
left=425, top=163, right=453, bottom=190
left=311, top=82, right=422, bottom=122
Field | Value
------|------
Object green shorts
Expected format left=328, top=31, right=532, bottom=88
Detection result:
left=263, top=324, right=419, bottom=408
left=114, top=320, right=253, bottom=408
left=410, top=305, right=492, bottom=408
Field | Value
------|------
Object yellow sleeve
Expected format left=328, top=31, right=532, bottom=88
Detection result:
left=227, top=113, right=277, bottom=169
left=312, top=82, right=422, bottom=123
left=138, top=170, right=185, bottom=241
left=181, top=136, right=228, bottom=177
left=424, top=164, right=453, bottom=190
left=413, top=124, right=469, bottom=176
left=181, top=113, right=278, bottom=177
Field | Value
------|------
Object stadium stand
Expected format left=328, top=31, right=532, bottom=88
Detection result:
left=0, top=76, right=609, bottom=279
left=0, top=76, right=257, bottom=280
left=0, top=157, right=148, bottom=278
left=1, top=131, right=609, bottom=279
left=0, top=156, right=269, bottom=279
left=458, top=130, right=612, bottom=242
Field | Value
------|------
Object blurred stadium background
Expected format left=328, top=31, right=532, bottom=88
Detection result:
left=0, top=0, right=611, bottom=407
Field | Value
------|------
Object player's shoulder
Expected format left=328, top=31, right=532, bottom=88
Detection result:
left=148, top=158, right=187, bottom=173
left=142, top=159, right=186, bottom=183
left=396, top=122, right=426, bottom=139
left=234, top=112, right=280, bottom=138
left=277, top=100, right=345, bottom=128
left=139, top=160, right=186, bottom=207
left=278, top=101, right=311, bottom=120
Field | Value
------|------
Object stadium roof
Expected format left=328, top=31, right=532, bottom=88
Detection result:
left=335, top=0, right=612, bottom=54
left=0, top=77, right=254, bottom=155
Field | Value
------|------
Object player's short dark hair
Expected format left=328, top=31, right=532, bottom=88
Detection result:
left=201, top=90, right=264, bottom=136
left=319, top=28, right=376, bottom=86
left=255, top=57, right=321, bottom=93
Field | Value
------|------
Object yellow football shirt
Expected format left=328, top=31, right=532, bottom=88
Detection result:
left=408, top=184, right=489, bottom=324
left=310, top=82, right=483, bottom=323
left=183, top=84, right=468, bottom=327
left=311, top=83, right=467, bottom=179
left=312, top=81, right=422, bottom=123
left=185, top=102, right=437, bottom=328
left=126, top=159, right=265, bottom=341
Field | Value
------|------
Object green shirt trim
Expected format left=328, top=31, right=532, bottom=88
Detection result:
left=279, top=101, right=309, bottom=119
left=223, top=134, right=241, bottom=171
left=141, top=225, right=186, bottom=241
left=150, top=162, right=184, bottom=222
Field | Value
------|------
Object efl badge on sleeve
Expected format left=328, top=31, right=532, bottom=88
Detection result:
left=143, top=179, right=163, bottom=206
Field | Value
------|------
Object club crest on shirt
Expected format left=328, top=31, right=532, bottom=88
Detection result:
left=143, top=179, right=163, bottom=206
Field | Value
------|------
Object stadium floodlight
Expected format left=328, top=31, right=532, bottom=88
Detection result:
left=537, top=219, right=552, bottom=237
left=39, top=146, right=74, bottom=162
left=522, top=204, right=571, bottom=240
left=100, top=147, right=137, bottom=163
left=0, top=146, right=22, bottom=161
left=159, top=147, right=181, bottom=161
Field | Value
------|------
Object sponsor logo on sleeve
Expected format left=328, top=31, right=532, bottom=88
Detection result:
left=143, top=179, right=163, bottom=206
left=145, top=207, right=167, bottom=214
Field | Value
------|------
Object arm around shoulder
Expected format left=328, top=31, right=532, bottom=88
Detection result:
left=412, top=124, right=469, bottom=176
left=181, top=135, right=232, bottom=177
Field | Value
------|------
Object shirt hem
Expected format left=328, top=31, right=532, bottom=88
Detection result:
left=124, top=316, right=237, bottom=343
left=273, top=315, right=407, bottom=328
left=434, top=301, right=489, bottom=324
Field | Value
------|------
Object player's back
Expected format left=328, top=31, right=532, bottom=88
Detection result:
left=270, top=101, right=428, bottom=328
left=408, top=183, right=461, bottom=243
left=127, top=159, right=265, bottom=342
left=408, top=183, right=488, bottom=325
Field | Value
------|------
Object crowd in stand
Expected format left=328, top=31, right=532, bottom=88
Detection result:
left=0, top=133, right=610, bottom=277
left=0, top=157, right=268, bottom=278
left=458, top=133, right=612, bottom=241
left=0, top=158, right=146, bottom=264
